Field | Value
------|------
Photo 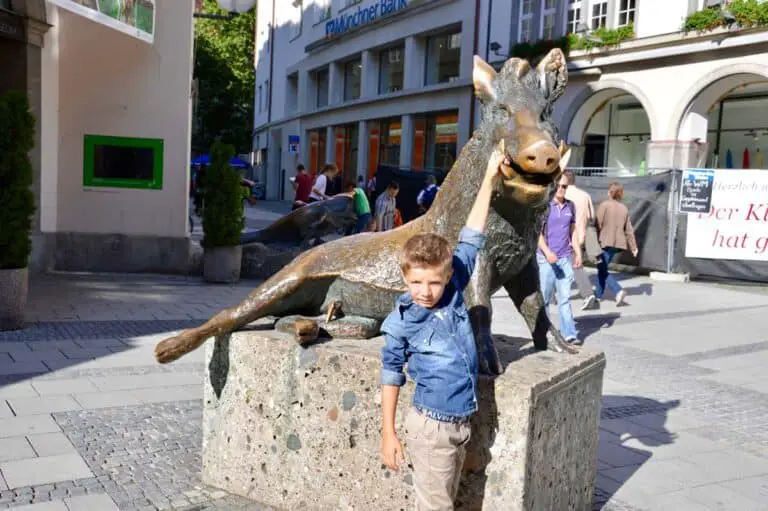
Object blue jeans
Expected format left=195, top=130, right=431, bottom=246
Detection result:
left=596, top=247, right=623, bottom=299
left=537, top=254, right=579, bottom=341
left=353, top=212, right=372, bottom=234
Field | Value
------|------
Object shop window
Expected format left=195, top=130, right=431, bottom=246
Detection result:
left=315, top=68, right=329, bottom=108
left=541, top=0, right=557, bottom=39
left=83, top=135, right=163, bottom=190
left=308, top=129, right=327, bottom=176
left=379, top=118, right=402, bottom=166
left=591, top=1, right=608, bottom=29
left=617, top=0, right=636, bottom=26
left=425, top=112, right=458, bottom=172
left=344, top=59, right=362, bottom=101
left=379, top=45, right=404, bottom=94
left=518, top=0, right=534, bottom=42
left=425, top=31, right=461, bottom=86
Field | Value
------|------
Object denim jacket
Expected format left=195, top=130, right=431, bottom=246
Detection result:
left=380, top=227, right=487, bottom=421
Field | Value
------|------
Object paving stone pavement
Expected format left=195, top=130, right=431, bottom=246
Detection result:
left=0, top=271, right=766, bottom=510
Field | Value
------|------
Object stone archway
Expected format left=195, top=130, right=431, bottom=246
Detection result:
left=672, top=63, right=768, bottom=141
left=560, top=80, right=656, bottom=171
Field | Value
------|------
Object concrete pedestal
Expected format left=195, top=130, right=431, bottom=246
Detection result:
left=202, top=329, right=605, bottom=511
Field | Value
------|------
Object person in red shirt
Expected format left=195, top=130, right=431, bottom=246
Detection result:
left=291, top=164, right=313, bottom=210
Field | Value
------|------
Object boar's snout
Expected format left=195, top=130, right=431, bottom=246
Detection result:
left=516, top=141, right=560, bottom=174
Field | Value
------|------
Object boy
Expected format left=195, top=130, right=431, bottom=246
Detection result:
left=343, top=180, right=373, bottom=234
left=379, top=152, right=504, bottom=510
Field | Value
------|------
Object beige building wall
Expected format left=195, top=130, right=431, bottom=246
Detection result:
left=51, top=0, right=194, bottom=238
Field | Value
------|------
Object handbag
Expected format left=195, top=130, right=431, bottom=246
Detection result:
left=584, top=220, right=602, bottom=262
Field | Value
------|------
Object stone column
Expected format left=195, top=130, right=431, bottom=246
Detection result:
left=399, top=114, right=415, bottom=169
left=360, top=50, right=378, bottom=98
left=325, top=126, right=335, bottom=164
left=356, top=120, right=369, bottom=182
left=297, top=69, right=309, bottom=113
left=404, top=36, right=425, bottom=90
left=328, top=62, right=342, bottom=106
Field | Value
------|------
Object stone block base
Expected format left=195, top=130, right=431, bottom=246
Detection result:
left=46, top=232, right=192, bottom=274
left=202, top=329, right=605, bottom=510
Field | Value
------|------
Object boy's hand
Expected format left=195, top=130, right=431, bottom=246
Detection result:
left=381, top=431, right=404, bottom=470
left=485, top=151, right=505, bottom=181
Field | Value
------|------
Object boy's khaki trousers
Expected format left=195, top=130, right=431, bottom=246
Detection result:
left=405, top=407, right=471, bottom=511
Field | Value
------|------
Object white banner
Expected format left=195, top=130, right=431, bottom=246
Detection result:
left=685, top=169, right=768, bottom=261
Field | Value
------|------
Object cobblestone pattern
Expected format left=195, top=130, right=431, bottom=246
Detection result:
left=1, top=480, right=110, bottom=509
left=0, top=363, right=205, bottom=386
left=0, top=320, right=200, bottom=343
left=48, top=401, right=265, bottom=511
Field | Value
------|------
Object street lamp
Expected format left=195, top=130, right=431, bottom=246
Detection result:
left=194, top=0, right=256, bottom=20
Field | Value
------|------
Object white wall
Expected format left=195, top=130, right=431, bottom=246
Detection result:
left=635, top=0, right=690, bottom=38
left=53, top=0, right=194, bottom=238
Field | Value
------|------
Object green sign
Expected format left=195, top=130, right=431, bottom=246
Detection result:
left=49, top=0, right=155, bottom=43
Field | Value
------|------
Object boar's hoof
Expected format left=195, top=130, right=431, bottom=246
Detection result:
left=294, top=318, right=320, bottom=345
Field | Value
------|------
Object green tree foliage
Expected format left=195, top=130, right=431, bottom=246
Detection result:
left=0, top=92, right=36, bottom=270
left=202, top=141, right=245, bottom=248
left=193, top=0, right=255, bottom=155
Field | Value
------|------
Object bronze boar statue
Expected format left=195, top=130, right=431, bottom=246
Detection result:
left=156, top=49, right=577, bottom=375
left=239, top=195, right=357, bottom=249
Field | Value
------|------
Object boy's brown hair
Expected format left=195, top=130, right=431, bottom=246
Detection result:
left=400, top=233, right=452, bottom=275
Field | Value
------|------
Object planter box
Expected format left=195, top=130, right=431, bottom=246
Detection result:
left=203, top=245, right=243, bottom=284
left=0, top=267, right=28, bottom=331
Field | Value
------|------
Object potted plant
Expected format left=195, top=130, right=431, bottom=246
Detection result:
left=0, top=91, right=36, bottom=330
left=202, top=141, right=245, bottom=283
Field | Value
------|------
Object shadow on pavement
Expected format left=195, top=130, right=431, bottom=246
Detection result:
left=576, top=313, right=622, bottom=340
left=594, top=396, right=680, bottom=510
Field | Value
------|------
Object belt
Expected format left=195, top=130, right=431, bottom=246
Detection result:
left=414, top=406, right=471, bottom=424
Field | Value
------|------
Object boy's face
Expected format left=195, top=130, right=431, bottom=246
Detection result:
left=403, top=264, right=452, bottom=309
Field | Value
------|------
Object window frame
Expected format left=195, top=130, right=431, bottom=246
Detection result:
left=378, top=45, right=404, bottom=95
left=616, top=0, right=636, bottom=26
left=315, top=68, right=329, bottom=108
left=565, top=0, right=582, bottom=34
left=590, top=0, right=609, bottom=29
left=83, top=134, right=164, bottom=190
left=518, top=0, right=534, bottom=42
left=424, top=30, right=462, bottom=86
left=540, top=0, right=557, bottom=39
left=343, top=58, right=362, bottom=102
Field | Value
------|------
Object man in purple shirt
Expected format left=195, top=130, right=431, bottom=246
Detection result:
left=536, top=174, right=583, bottom=343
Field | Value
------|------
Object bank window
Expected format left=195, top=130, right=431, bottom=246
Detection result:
left=591, top=1, right=608, bottom=29
left=344, top=59, right=362, bottom=101
left=567, top=0, right=582, bottom=34
left=315, top=68, right=329, bottom=108
left=288, top=0, right=302, bottom=41
left=425, top=31, right=461, bottom=86
left=379, top=118, right=402, bottom=166
left=541, top=0, right=557, bottom=39
left=83, top=135, right=164, bottom=190
left=518, top=0, right=534, bottom=42
left=379, top=45, right=404, bottom=94
left=315, top=0, right=331, bottom=23
left=617, top=0, right=636, bottom=26
left=425, top=112, right=458, bottom=172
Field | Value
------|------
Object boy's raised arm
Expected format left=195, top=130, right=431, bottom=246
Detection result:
left=465, top=151, right=504, bottom=233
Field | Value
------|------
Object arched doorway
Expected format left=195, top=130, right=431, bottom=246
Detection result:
left=676, top=70, right=768, bottom=170
left=567, top=87, right=653, bottom=175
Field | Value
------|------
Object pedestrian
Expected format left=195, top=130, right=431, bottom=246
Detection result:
left=374, top=181, right=399, bottom=232
left=379, top=152, right=503, bottom=510
left=536, top=173, right=582, bottom=344
left=595, top=182, right=639, bottom=306
left=366, top=173, right=377, bottom=203
left=343, top=180, right=372, bottom=234
left=290, top=163, right=313, bottom=210
left=562, top=169, right=599, bottom=310
left=416, top=175, right=439, bottom=215
left=307, top=163, right=339, bottom=203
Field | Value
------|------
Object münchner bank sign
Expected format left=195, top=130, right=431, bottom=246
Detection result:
left=325, top=0, right=413, bottom=39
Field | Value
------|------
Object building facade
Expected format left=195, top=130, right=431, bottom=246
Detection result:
left=488, top=0, right=768, bottom=173
left=256, top=0, right=768, bottom=199
left=1, top=0, right=194, bottom=273
left=252, top=0, right=494, bottom=200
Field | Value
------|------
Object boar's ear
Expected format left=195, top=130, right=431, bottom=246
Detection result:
left=536, top=48, right=568, bottom=103
left=473, top=55, right=497, bottom=104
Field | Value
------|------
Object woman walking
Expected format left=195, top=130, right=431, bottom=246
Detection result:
left=595, top=182, right=638, bottom=306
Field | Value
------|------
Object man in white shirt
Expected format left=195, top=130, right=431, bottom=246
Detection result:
left=308, top=163, right=339, bottom=203
left=563, top=169, right=599, bottom=310
left=375, top=181, right=400, bottom=232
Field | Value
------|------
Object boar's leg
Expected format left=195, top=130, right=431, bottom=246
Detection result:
left=465, top=260, right=503, bottom=376
left=503, top=258, right=578, bottom=354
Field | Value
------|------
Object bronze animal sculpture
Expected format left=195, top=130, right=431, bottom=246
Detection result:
left=240, top=195, right=357, bottom=249
left=156, top=50, right=577, bottom=375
